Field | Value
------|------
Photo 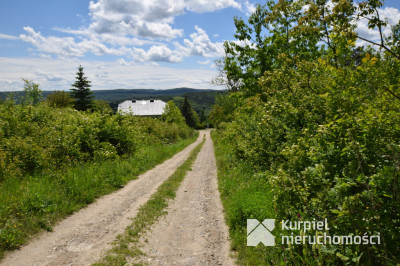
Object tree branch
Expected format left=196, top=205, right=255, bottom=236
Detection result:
left=374, top=7, right=385, bottom=47
left=383, top=86, right=400, bottom=101
left=321, top=7, right=339, bottom=68
left=356, top=35, right=400, bottom=60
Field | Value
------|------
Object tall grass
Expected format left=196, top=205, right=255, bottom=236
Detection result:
left=211, top=130, right=287, bottom=265
left=0, top=135, right=197, bottom=258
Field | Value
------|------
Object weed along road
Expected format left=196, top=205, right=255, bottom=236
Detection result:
left=1, top=130, right=234, bottom=266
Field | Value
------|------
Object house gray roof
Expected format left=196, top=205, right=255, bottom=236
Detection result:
left=118, top=99, right=166, bottom=116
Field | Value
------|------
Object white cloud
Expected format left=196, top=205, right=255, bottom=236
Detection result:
left=198, top=59, right=211, bottom=65
left=126, top=45, right=183, bottom=63
left=54, top=27, right=162, bottom=47
left=18, top=0, right=240, bottom=63
left=20, top=24, right=224, bottom=64
left=19, top=27, right=128, bottom=57
left=380, top=7, right=400, bottom=25
left=144, top=45, right=183, bottom=63
left=356, top=6, right=400, bottom=45
left=186, top=0, right=241, bottom=13
left=243, top=0, right=256, bottom=16
left=178, top=26, right=225, bottom=58
left=232, top=38, right=257, bottom=49
left=0, top=57, right=222, bottom=91
left=87, top=0, right=241, bottom=40
left=116, top=58, right=130, bottom=66
left=20, top=27, right=84, bottom=57
left=0, top=33, right=19, bottom=40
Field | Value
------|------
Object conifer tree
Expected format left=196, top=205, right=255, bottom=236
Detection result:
left=70, top=65, right=93, bottom=111
left=180, top=95, right=196, bottom=128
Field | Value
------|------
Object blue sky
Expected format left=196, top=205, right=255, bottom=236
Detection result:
left=0, top=0, right=399, bottom=91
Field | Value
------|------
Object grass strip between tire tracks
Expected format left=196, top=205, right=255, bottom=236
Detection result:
left=94, top=134, right=206, bottom=266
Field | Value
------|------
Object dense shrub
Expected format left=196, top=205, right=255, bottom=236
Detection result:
left=213, top=0, right=400, bottom=263
left=216, top=55, right=400, bottom=264
left=0, top=101, right=194, bottom=182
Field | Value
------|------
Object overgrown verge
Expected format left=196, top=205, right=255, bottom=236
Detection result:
left=0, top=136, right=197, bottom=258
left=94, top=135, right=205, bottom=266
left=213, top=59, right=400, bottom=264
left=0, top=101, right=196, bottom=257
left=211, top=131, right=282, bottom=265
left=209, top=0, right=400, bottom=264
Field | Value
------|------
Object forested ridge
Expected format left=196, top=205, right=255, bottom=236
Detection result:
left=0, top=88, right=222, bottom=117
left=211, top=0, right=400, bottom=264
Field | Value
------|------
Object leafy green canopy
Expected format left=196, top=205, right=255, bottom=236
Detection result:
left=162, top=100, right=185, bottom=125
left=222, top=0, right=400, bottom=96
left=21, top=79, right=43, bottom=106
left=213, top=0, right=400, bottom=264
left=0, top=100, right=194, bottom=183
left=46, top=91, right=73, bottom=108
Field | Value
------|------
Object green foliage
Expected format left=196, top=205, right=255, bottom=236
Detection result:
left=161, top=100, right=185, bottom=125
left=0, top=136, right=197, bottom=256
left=46, top=91, right=73, bottom=108
left=180, top=95, right=196, bottom=128
left=212, top=131, right=281, bottom=265
left=208, top=92, right=239, bottom=129
left=2, top=89, right=220, bottom=116
left=0, top=97, right=196, bottom=255
left=21, top=79, right=43, bottom=106
left=213, top=0, right=400, bottom=264
left=0, top=100, right=194, bottom=182
left=191, top=108, right=201, bottom=129
left=91, top=99, right=113, bottom=115
left=70, top=65, right=93, bottom=111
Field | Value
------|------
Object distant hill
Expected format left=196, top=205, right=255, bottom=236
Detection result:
left=91, top=87, right=217, bottom=102
left=0, top=88, right=226, bottom=119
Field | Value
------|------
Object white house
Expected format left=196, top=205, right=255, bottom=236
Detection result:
left=118, top=99, right=166, bottom=116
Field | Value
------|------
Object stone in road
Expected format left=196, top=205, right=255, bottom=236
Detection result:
left=135, top=130, right=234, bottom=265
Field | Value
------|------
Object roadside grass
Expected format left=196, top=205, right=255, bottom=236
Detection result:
left=94, top=134, right=206, bottom=266
left=211, top=130, right=287, bottom=265
left=0, top=134, right=198, bottom=259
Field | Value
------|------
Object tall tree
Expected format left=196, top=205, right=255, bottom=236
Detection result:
left=162, top=100, right=185, bottom=125
left=222, top=0, right=317, bottom=96
left=21, top=79, right=43, bottom=106
left=180, top=96, right=196, bottom=128
left=70, top=65, right=93, bottom=111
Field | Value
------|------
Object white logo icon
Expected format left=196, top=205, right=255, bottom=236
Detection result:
left=247, top=219, right=275, bottom=246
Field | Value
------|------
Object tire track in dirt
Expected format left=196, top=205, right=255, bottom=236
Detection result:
left=0, top=133, right=204, bottom=266
left=134, top=130, right=234, bottom=265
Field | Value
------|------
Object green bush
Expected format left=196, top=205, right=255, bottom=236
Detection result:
left=0, top=100, right=196, bottom=256
left=0, top=102, right=194, bottom=182
left=215, top=56, right=400, bottom=264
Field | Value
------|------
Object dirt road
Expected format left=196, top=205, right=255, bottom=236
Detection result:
left=1, top=130, right=234, bottom=266
left=1, top=133, right=203, bottom=266
left=134, top=130, right=234, bottom=265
